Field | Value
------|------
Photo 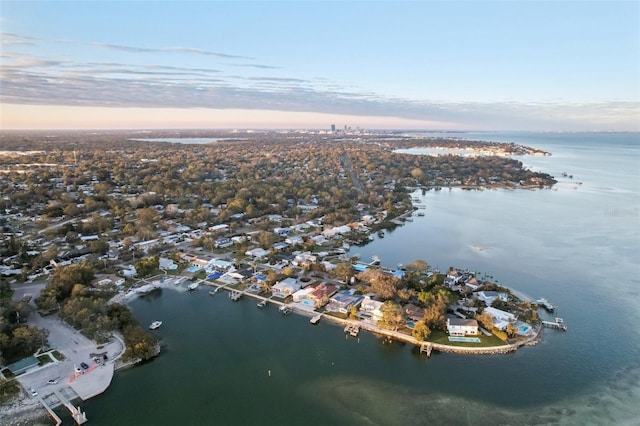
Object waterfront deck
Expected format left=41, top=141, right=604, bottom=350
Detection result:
left=344, top=325, right=360, bottom=336
left=542, top=318, right=567, bottom=331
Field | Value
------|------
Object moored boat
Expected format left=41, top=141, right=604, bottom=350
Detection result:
left=149, top=321, right=162, bottom=330
left=279, top=305, right=292, bottom=315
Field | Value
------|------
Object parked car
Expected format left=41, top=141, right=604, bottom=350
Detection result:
left=80, top=362, right=89, bottom=369
left=29, top=388, right=38, bottom=397
left=47, top=378, right=59, bottom=385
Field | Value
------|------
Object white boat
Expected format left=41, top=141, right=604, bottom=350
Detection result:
left=310, top=314, right=321, bottom=324
left=187, top=282, right=199, bottom=291
left=536, top=298, right=555, bottom=313
left=257, top=300, right=267, bottom=308
left=279, top=305, right=292, bottom=315
left=149, top=321, right=162, bottom=330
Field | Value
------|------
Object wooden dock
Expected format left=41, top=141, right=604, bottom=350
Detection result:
left=420, top=343, right=433, bottom=357
left=344, top=324, right=360, bottom=336
left=536, top=298, right=555, bottom=313
left=542, top=318, right=567, bottom=331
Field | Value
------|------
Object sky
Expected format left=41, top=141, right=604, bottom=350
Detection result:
left=1, top=1, right=639, bottom=131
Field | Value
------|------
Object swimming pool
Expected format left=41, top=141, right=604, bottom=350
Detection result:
left=448, top=336, right=481, bottom=343
left=518, top=325, right=531, bottom=334
left=406, top=321, right=415, bottom=328
left=187, top=265, right=201, bottom=273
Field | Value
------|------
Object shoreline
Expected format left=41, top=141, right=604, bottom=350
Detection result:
left=201, top=279, right=544, bottom=356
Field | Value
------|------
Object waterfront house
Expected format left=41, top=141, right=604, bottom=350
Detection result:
left=447, top=318, right=480, bottom=336
left=159, top=257, right=178, bottom=270
left=207, top=258, right=233, bottom=271
left=475, top=291, right=501, bottom=306
left=271, top=277, right=301, bottom=298
left=326, top=291, right=364, bottom=314
left=308, top=283, right=339, bottom=304
left=404, top=304, right=425, bottom=322
left=359, top=297, right=384, bottom=321
left=483, top=307, right=516, bottom=331
left=120, top=265, right=137, bottom=278
left=292, top=286, right=315, bottom=303
left=190, top=258, right=210, bottom=270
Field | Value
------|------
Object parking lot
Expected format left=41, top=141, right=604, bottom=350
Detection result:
left=15, top=312, right=123, bottom=401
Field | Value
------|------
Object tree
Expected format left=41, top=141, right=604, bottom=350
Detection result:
left=412, top=320, right=431, bottom=341
left=422, top=293, right=449, bottom=330
left=405, top=259, right=429, bottom=273
left=347, top=305, right=359, bottom=320
left=122, top=325, right=158, bottom=361
left=89, top=240, right=109, bottom=255
left=332, top=262, right=353, bottom=283
left=506, top=321, right=519, bottom=338
left=476, top=310, right=494, bottom=330
left=357, top=269, right=399, bottom=300
left=135, top=256, right=159, bottom=277
left=379, top=300, right=405, bottom=331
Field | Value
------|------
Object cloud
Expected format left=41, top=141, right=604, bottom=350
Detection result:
left=0, top=32, right=37, bottom=47
left=90, top=42, right=252, bottom=60
left=230, top=63, right=282, bottom=70
left=1, top=33, right=638, bottom=131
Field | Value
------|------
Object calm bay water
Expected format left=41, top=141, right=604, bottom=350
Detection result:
left=75, top=132, right=639, bottom=425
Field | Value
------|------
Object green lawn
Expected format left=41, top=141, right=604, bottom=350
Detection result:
left=37, top=354, right=53, bottom=365
left=51, top=350, right=66, bottom=361
left=427, top=329, right=507, bottom=347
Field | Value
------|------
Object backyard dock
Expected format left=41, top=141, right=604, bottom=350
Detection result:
left=344, top=325, right=360, bottom=336
left=542, top=318, right=567, bottom=331
left=420, top=343, right=433, bottom=357
left=229, top=290, right=242, bottom=301
left=536, top=298, right=555, bottom=313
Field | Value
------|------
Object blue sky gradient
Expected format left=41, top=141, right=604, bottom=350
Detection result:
left=1, top=1, right=638, bottom=130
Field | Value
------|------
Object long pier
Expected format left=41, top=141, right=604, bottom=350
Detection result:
left=53, top=390, right=88, bottom=424
left=38, top=397, right=62, bottom=426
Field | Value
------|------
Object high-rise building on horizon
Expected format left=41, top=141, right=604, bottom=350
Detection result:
left=331, top=124, right=335, bottom=133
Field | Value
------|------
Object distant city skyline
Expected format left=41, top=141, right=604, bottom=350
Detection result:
left=1, top=1, right=638, bottom=131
